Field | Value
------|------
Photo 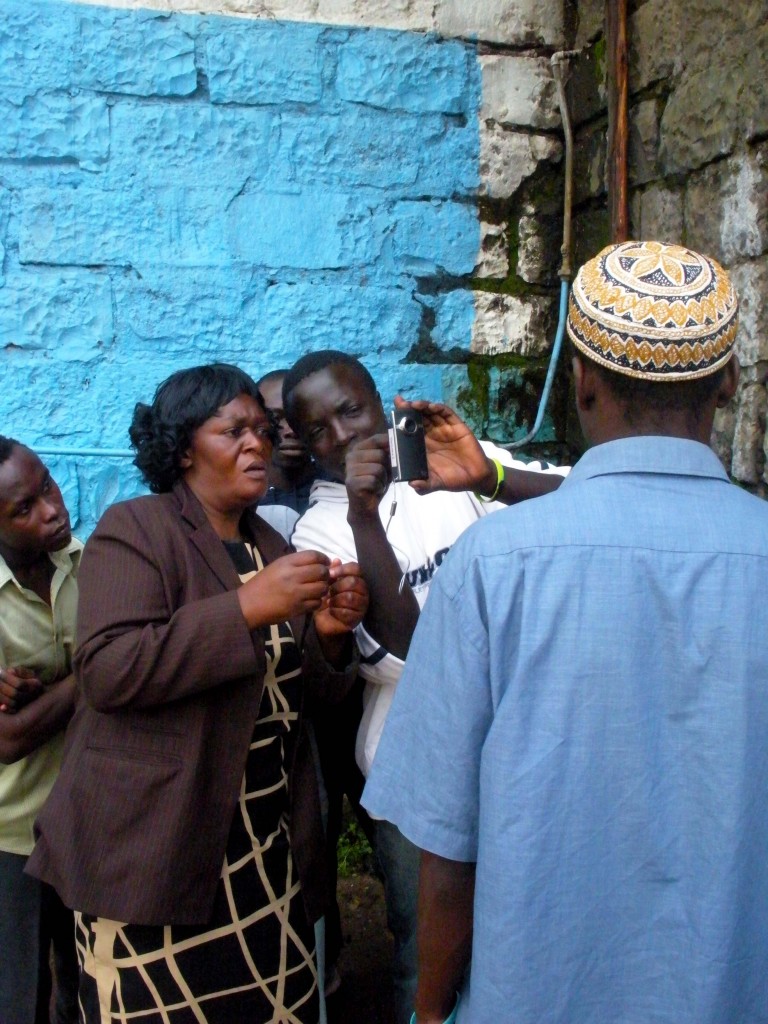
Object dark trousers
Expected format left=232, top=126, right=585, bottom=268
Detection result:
left=0, top=851, right=79, bottom=1024
left=311, top=677, right=374, bottom=970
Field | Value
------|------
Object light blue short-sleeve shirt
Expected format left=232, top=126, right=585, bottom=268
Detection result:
left=363, top=436, right=768, bottom=1024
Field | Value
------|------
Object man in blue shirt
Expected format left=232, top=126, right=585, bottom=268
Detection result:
left=362, top=241, right=768, bottom=1024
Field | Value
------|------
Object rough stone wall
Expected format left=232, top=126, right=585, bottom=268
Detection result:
left=0, top=0, right=570, bottom=535
left=431, top=4, right=570, bottom=458
left=570, top=0, right=768, bottom=493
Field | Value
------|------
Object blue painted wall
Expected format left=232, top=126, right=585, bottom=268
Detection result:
left=0, top=0, right=481, bottom=535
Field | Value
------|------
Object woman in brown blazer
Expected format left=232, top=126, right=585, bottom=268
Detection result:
left=28, top=364, right=367, bottom=1023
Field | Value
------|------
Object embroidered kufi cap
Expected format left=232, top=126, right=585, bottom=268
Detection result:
left=566, top=241, right=738, bottom=380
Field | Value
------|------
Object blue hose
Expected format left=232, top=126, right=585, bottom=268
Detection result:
left=507, top=277, right=569, bottom=450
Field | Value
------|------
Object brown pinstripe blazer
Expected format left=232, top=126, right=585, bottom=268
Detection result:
left=27, top=479, right=357, bottom=926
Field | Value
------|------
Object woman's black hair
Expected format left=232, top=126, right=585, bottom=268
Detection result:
left=129, top=364, right=271, bottom=493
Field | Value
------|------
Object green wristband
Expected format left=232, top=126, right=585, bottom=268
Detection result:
left=409, top=993, right=460, bottom=1024
left=474, top=456, right=504, bottom=503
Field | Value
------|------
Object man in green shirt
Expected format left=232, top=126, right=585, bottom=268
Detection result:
left=0, top=436, right=80, bottom=1024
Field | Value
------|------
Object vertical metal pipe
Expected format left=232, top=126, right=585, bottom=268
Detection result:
left=506, top=51, right=577, bottom=451
left=552, top=51, right=576, bottom=281
left=606, top=0, right=629, bottom=242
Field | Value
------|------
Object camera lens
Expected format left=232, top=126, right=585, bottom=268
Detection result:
left=398, top=416, right=418, bottom=435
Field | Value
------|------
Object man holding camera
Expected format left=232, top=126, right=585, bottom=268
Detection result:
left=283, top=349, right=565, bottom=1022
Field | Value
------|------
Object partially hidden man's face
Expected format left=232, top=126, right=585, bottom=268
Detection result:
left=0, top=446, right=72, bottom=558
left=288, top=364, right=388, bottom=482
left=258, top=375, right=309, bottom=472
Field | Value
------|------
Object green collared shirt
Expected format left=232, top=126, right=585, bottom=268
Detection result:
left=0, top=539, right=82, bottom=855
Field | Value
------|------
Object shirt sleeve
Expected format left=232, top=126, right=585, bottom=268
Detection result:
left=256, top=504, right=300, bottom=542
left=361, top=541, right=494, bottom=862
left=290, top=503, right=357, bottom=562
left=355, top=622, right=404, bottom=687
left=292, top=500, right=405, bottom=688
left=482, top=440, right=571, bottom=477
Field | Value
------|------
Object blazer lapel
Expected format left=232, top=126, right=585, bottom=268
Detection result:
left=173, top=480, right=241, bottom=591
left=172, top=486, right=311, bottom=643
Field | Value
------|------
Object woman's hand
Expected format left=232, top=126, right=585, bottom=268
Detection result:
left=0, top=666, right=44, bottom=714
left=314, top=560, right=369, bottom=638
left=237, top=550, right=333, bottom=629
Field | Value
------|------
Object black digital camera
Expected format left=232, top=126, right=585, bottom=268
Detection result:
left=388, top=406, right=428, bottom=482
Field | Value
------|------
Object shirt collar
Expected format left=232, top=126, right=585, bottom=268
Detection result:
left=0, top=537, right=81, bottom=591
left=0, top=555, right=13, bottom=590
left=49, top=538, right=82, bottom=576
left=562, top=436, right=730, bottom=487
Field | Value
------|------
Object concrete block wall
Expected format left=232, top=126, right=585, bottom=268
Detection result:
left=0, top=0, right=569, bottom=535
left=570, top=0, right=768, bottom=494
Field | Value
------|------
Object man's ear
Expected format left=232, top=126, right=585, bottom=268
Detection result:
left=716, top=354, right=740, bottom=408
left=572, top=353, right=597, bottom=413
left=179, top=451, right=192, bottom=469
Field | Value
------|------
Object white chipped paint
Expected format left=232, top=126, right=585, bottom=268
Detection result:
left=438, top=0, right=565, bottom=47
left=720, top=159, right=765, bottom=263
left=731, top=262, right=768, bottom=367
left=475, top=221, right=509, bottom=279
left=65, top=0, right=564, bottom=44
left=479, top=126, right=562, bottom=200
left=480, top=54, right=560, bottom=129
left=470, top=291, right=553, bottom=357
left=65, top=0, right=442, bottom=34
left=731, top=383, right=767, bottom=485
